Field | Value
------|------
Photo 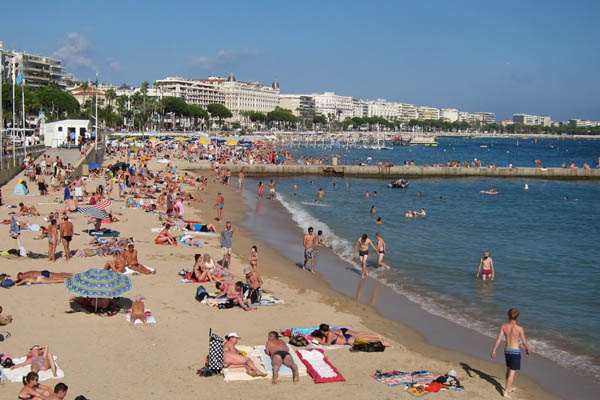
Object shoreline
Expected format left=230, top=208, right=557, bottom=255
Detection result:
left=222, top=174, right=597, bottom=399
left=186, top=170, right=571, bottom=399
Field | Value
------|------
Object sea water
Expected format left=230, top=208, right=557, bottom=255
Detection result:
left=247, top=138, right=600, bottom=381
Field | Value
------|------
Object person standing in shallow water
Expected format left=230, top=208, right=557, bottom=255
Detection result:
left=303, top=227, right=317, bottom=274
left=354, top=233, right=377, bottom=278
left=476, top=251, right=495, bottom=280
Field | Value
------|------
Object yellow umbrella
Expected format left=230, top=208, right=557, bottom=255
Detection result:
left=149, top=137, right=158, bottom=142
left=198, top=138, right=210, bottom=144
left=226, top=139, right=238, bottom=146
left=173, top=137, right=186, bottom=142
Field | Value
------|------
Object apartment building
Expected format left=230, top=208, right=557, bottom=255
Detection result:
left=417, top=106, right=440, bottom=120
left=312, top=92, right=354, bottom=120
left=441, top=108, right=459, bottom=122
left=475, top=112, right=496, bottom=124
left=154, top=77, right=225, bottom=108
left=353, top=99, right=368, bottom=118
left=569, top=119, right=600, bottom=127
left=0, top=43, right=72, bottom=90
left=208, top=74, right=280, bottom=120
left=367, top=99, right=399, bottom=120
left=513, top=113, right=551, bottom=126
left=398, top=103, right=418, bottom=120
left=279, top=94, right=315, bottom=118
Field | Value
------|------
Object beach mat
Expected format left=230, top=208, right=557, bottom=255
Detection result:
left=1, top=355, right=64, bottom=383
left=125, top=309, right=157, bottom=325
left=205, top=294, right=284, bottom=307
left=86, top=229, right=120, bottom=237
left=372, top=370, right=435, bottom=386
left=296, top=349, right=345, bottom=383
left=222, top=345, right=269, bottom=382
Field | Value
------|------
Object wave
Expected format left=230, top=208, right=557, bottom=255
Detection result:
left=275, top=192, right=600, bottom=382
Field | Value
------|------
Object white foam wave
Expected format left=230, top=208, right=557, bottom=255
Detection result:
left=275, top=192, right=600, bottom=382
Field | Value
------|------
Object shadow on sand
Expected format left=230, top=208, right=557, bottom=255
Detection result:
left=460, top=362, right=504, bottom=397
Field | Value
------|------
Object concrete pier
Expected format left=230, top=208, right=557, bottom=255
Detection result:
left=190, top=164, right=600, bottom=180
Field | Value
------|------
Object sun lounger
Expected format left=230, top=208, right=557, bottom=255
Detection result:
left=1, top=355, right=64, bottom=383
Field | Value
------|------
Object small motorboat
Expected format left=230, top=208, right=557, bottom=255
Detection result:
left=388, top=178, right=409, bottom=189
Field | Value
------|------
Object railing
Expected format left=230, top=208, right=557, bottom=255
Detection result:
left=1, top=144, right=46, bottom=160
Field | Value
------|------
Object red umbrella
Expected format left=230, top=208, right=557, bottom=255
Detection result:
left=92, top=200, right=112, bottom=210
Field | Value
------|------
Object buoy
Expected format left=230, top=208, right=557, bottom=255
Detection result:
left=524, top=184, right=529, bottom=190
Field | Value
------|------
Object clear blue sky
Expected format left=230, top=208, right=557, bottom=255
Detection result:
left=2, top=0, right=599, bottom=121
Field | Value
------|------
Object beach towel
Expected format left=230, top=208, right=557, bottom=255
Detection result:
left=222, top=345, right=269, bottom=382
left=372, top=370, right=435, bottom=387
left=87, top=229, right=120, bottom=237
left=287, top=326, right=345, bottom=336
left=296, top=349, right=345, bottom=383
left=180, top=271, right=211, bottom=283
left=177, top=235, right=203, bottom=247
left=183, top=231, right=219, bottom=237
left=125, top=309, right=157, bottom=325
left=1, top=355, right=64, bottom=383
left=205, top=294, right=284, bottom=307
left=306, top=343, right=351, bottom=350
left=255, top=345, right=307, bottom=378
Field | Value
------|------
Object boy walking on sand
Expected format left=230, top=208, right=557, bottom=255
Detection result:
left=491, top=308, right=531, bottom=398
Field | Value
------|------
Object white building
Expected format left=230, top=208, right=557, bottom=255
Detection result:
left=279, top=94, right=315, bottom=117
left=353, top=99, right=368, bottom=118
left=417, top=106, right=440, bottom=120
left=513, top=113, right=551, bottom=126
left=569, top=119, right=600, bottom=127
left=154, top=77, right=224, bottom=108
left=201, top=74, right=280, bottom=120
left=367, top=99, right=399, bottom=120
left=312, top=92, right=354, bottom=121
left=398, top=103, right=418, bottom=120
left=440, top=108, right=459, bottom=122
left=42, top=119, right=90, bottom=148
left=475, top=112, right=496, bottom=124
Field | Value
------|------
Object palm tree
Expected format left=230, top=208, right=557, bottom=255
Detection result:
left=105, top=89, right=116, bottom=108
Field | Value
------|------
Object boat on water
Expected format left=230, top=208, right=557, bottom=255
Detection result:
left=388, top=178, right=409, bottom=189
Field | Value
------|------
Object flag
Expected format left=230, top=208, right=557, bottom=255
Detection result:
left=15, top=70, right=22, bottom=85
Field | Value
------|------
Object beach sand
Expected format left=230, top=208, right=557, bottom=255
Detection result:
left=0, top=155, right=558, bottom=399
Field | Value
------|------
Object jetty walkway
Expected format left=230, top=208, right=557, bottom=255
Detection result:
left=191, top=164, right=600, bottom=180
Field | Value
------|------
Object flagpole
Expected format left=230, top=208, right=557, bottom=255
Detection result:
left=12, top=58, right=16, bottom=167
left=95, top=72, right=98, bottom=151
left=21, top=77, right=26, bottom=157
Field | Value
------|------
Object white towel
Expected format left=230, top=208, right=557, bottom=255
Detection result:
left=125, top=309, right=157, bottom=325
left=1, top=356, right=64, bottom=383
left=298, top=350, right=337, bottom=378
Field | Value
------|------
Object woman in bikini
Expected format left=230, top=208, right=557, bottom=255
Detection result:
left=313, top=324, right=390, bottom=346
left=11, top=345, right=58, bottom=377
left=155, top=224, right=176, bottom=245
left=18, top=372, right=51, bottom=400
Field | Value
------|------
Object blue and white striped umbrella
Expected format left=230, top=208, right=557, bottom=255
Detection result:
left=65, top=269, right=132, bottom=298
left=75, top=207, right=109, bottom=220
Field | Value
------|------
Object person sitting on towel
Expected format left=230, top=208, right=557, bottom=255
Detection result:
left=192, top=254, right=214, bottom=282
left=104, top=250, right=127, bottom=273
left=11, top=345, right=58, bottom=377
left=123, top=243, right=155, bottom=274
left=156, top=224, right=176, bottom=245
left=223, top=332, right=266, bottom=377
left=18, top=202, right=40, bottom=216
left=130, top=295, right=147, bottom=326
left=266, top=331, right=299, bottom=384
left=15, top=271, right=73, bottom=286
left=18, top=372, right=51, bottom=399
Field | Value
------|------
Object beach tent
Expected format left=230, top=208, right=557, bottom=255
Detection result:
left=13, top=183, right=28, bottom=196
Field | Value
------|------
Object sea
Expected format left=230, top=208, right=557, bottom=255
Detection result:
left=242, top=137, right=600, bottom=383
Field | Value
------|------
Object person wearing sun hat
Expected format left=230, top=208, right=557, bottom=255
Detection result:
left=223, top=332, right=267, bottom=377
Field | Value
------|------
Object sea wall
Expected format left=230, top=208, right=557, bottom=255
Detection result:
left=73, top=143, right=105, bottom=177
left=190, top=164, right=600, bottom=180
left=0, top=144, right=46, bottom=186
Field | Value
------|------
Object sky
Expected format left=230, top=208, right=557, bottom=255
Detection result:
left=1, top=0, right=599, bottom=121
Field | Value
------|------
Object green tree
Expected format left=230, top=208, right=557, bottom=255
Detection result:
left=207, top=103, right=232, bottom=127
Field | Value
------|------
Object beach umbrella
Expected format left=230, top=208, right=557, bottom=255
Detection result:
left=92, top=200, right=112, bottom=210
left=65, top=269, right=132, bottom=312
left=89, top=162, right=100, bottom=170
left=173, top=137, right=186, bottom=142
left=149, top=137, right=158, bottom=142
left=197, top=138, right=210, bottom=144
left=75, top=207, right=110, bottom=220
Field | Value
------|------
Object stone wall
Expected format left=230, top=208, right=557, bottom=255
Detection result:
left=0, top=145, right=46, bottom=187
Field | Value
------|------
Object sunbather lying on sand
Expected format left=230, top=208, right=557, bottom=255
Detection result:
left=312, top=323, right=390, bottom=346
left=223, top=333, right=266, bottom=377
left=15, top=271, right=72, bottom=286
left=11, top=345, right=58, bottom=376
left=266, top=331, right=299, bottom=384
left=18, top=203, right=40, bottom=216
left=184, top=222, right=217, bottom=232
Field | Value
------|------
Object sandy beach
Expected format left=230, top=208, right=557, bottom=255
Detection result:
left=0, top=154, right=561, bottom=399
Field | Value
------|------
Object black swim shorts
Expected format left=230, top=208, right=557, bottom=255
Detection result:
left=41, top=270, right=50, bottom=278
left=504, top=350, right=521, bottom=370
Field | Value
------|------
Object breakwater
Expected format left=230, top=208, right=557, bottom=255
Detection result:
left=190, top=164, right=600, bottom=180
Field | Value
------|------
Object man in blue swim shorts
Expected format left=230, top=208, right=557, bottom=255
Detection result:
left=491, top=308, right=531, bottom=398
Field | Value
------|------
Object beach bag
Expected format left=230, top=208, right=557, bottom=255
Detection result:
left=0, top=353, right=13, bottom=367
left=1, top=279, right=15, bottom=289
left=350, top=340, right=385, bottom=353
left=195, top=285, right=209, bottom=302
left=289, top=335, right=309, bottom=347
left=208, top=332, right=225, bottom=373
